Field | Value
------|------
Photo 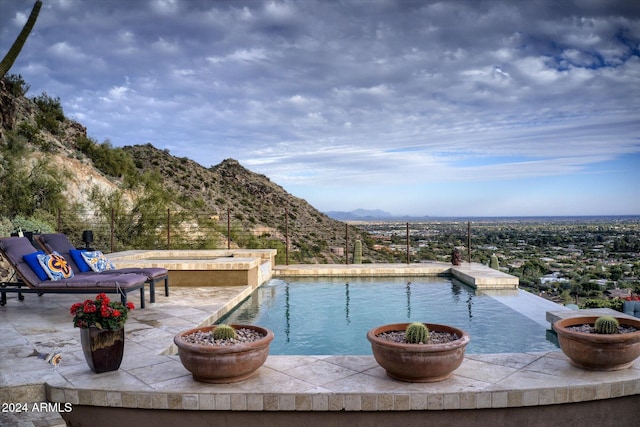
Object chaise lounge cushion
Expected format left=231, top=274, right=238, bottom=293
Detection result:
left=33, top=272, right=150, bottom=289
left=0, top=237, right=146, bottom=290
left=36, top=233, right=168, bottom=281
left=34, top=233, right=169, bottom=304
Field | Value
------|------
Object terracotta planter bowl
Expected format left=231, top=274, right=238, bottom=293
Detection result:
left=174, top=324, right=274, bottom=383
left=553, top=316, right=640, bottom=371
left=367, top=322, right=470, bottom=382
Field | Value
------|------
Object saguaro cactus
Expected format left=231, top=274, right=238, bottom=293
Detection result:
left=353, top=240, right=362, bottom=264
left=490, top=254, right=499, bottom=269
left=0, top=1, right=42, bottom=79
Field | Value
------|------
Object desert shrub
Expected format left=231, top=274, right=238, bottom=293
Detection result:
left=17, top=121, right=53, bottom=151
left=580, top=298, right=624, bottom=312
left=9, top=214, right=55, bottom=234
left=0, top=217, right=14, bottom=236
left=4, top=73, right=30, bottom=97
left=33, top=92, right=64, bottom=134
left=75, top=135, right=137, bottom=179
left=0, top=133, right=67, bottom=217
left=17, top=121, right=38, bottom=140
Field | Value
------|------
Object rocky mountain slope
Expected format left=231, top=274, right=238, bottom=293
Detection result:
left=0, top=76, right=373, bottom=263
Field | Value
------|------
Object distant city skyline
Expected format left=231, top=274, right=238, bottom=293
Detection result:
left=1, top=0, right=639, bottom=216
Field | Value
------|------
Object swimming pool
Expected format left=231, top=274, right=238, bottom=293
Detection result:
left=218, top=276, right=560, bottom=355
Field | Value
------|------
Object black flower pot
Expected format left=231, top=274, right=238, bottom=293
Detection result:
left=80, top=326, right=125, bottom=373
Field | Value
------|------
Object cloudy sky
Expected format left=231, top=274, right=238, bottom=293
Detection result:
left=1, top=0, right=639, bottom=216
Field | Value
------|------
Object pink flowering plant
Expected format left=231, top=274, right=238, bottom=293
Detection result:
left=70, top=293, right=135, bottom=330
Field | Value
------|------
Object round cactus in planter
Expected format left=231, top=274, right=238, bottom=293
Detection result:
left=212, top=324, right=237, bottom=340
left=174, top=324, right=274, bottom=383
left=594, top=316, right=619, bottom=334
left=405, top=322, right=430, bottom=344
left=367, top=322, right=470, bottom=382
left=553, top=315, right=640, bottom=371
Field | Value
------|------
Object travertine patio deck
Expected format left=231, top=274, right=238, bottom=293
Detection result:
left=1, top=265, right=639, bottom=426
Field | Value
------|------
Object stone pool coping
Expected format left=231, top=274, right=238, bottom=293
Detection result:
left=273, top=262, right=519, bottom=290
left=107, top=249, right=277, bottom=287
left=108, top=249, right=277, bottom=270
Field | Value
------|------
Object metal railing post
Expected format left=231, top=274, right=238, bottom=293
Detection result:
left=227, top=207, right=231, bottom=249
left=345, top=223, right=349, bottom=265
left=467, top=221, right=471, bottom=264
left=167, top=208, right=171, bottom=249
left=406, top=222, right=410, bottom=264
left=110, top=208, right=115, bottom=253
left=285, top=208, right=289, bottom=265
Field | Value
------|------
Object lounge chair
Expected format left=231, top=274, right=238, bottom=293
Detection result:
left=0, top=236, right=147, bottom=307
left=34, top=233, right=169, bottom=303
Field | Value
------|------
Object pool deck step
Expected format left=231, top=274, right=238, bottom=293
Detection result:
left=546, top=308, right=638, bottom=325
left=450, top=263, right=519, bottom=290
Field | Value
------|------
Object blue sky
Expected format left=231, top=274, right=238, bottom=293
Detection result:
left=1, top=0, right=639, bottom=216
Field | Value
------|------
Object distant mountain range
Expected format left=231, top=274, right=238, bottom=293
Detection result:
left=324, top=209, right=413, bottom=220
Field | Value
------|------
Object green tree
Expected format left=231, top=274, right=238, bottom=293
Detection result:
left=609, top=265, right=623, bottom=282
left=88, top=170, right=175, bottom=250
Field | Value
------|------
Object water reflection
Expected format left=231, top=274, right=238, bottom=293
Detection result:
left=450, top=279, right=474, bottom=320
left=285, top=282, right=290, bottom=342
left=406, top=281, right=411, bottom=318
left=345, top=282, right=350, bottom=324
left=451, top=280, right=462, bottom=300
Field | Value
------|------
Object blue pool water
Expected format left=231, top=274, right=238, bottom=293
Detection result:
left=218, top=276, right=560, bottom=355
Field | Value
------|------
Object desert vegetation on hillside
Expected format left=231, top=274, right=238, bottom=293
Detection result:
left=0, top=75, right=369, bottom=264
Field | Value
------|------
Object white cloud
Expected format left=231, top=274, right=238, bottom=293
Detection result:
left=48, top=41, right=88, bottom=62
left=264, top=1, right=296, bottom=20
left=1, top=0, right=638, bottom=215
left=13, top=11, right=27, bottom=26
left=152, top=37, right=179, bottom=53
left=150, top=0, right=179, bottom=15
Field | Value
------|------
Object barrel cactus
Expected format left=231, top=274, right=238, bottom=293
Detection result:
left=594, top=316, right=619, bottom=334
left=212, top=324, right=237, bottom=340
left=405, top=322, right=430, bottom=344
